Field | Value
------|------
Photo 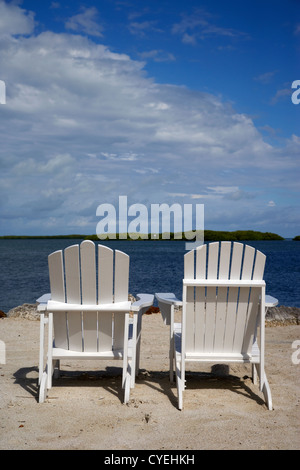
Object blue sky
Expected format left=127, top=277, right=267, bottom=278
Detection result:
left=0, top=0, right=299, bottom=237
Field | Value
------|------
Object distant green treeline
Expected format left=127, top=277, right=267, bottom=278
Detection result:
left=0, top=234, right=86, bottom=240
left=0, top=230, right=293, bottom=241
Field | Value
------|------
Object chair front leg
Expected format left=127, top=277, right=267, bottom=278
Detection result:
left=46, top=312, right=54, bottom=390
left=39, top=313, right=46, bottom=385
left=170, top=304, right=175, bottom=382
left=130, top=312, right=138, bottom=388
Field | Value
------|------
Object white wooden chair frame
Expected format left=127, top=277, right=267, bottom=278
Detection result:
left=37, top=240, right=153, bottom=404
left=156, top=242, right=278, bottom=411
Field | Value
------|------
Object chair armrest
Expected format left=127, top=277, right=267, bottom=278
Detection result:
left=265, top=295, right=278, bottom=307
left=36, top=293, right=154, bottom=313
left=155, top=293, right=182, bottom=326
left=155, top=293, right=182, bottom=307
left=36, top=293, right=51, bottom=312
left=131, top=294, right=154, bottom=312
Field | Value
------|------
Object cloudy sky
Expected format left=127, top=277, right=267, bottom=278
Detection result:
left=0, top=0, right=299, bottom=237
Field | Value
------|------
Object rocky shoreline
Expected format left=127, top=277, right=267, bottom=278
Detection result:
left=1, top=302, right=299, bottom=326
left=264, top=305, right=300, bottom=326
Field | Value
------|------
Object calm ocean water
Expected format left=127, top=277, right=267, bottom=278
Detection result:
left=0, top=239, right=299, bottom=313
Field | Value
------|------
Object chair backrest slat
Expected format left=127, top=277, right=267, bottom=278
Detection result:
left=52, top=311, right=69, bottom=350
left=214, top=242, right=231, bottom=351
left=64, top=245, right=81, bottom=304
left=98, top=245, right=114, bottom=352
left=48, top=250, right=65, bottom=302
left=207, top=242, right=219, bottom=279
left=194, top=244, right=206, bottom=351
left=205, top=243, right=219, bottom=351
left=80, top=241, right=97, bottom=352
left=223, top=242, right=243, bottom=352
left=80, top=240, right=96, bottom=304
left=196, top=243, right=206, bottom=278
left=233, top=245, right=255, bottom=352
left=242, top=249, right=266, bottom=353
left=253, top=250, right=266, bottom=280
left=114, top=250, right=129, bottom=350
left=184, top=249, right=194, bottom=279
left=98, top=245, right=114, bottom=304
left=48, top=250, right=68, bottom=349
left=184, top=249, right=195, bottom=352
left=114, top=250, right=129, bottom=302
left=218, top=241, right=231, bottom=279
left=64, top=244, right=82, bottom=351
left=230, top=242, right=243, bottom=279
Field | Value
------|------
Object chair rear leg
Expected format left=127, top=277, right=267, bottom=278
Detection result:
left=135, top=307, right=147, bottom=377
left=253, top=363, right=272, bottom=410
left=170, top=347, right=174, bottom=382
left=261, top=370, right=273, bottom=410
left=175, top=358, right=184, bottom=410
left=38, top=371, right=48, bottom=403
left=124, top=368, right=131, bottom=404
left=38, top=312, right=50, bottom=403
left=252, top=363, right=258, bottom=385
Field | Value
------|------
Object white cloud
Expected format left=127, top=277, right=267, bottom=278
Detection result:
left=172, top=9, right=248, bottom=44
left=270, top=87, right=292, bottom=104
left=0, top=1, right=299, bottom=236
left=169, top=187, right=256, bottom=202
left=146, top=102, right=170, bottom=110
left=182, top=33, right=197, bottom=45
left=13, top=154, right=74, bottom=176
left=207, top=186, right=239, bottom=194
left=254, top=71, right=277, bottom=84
left=0, top=0, right=35, bottom=36
left=139, top=49, right=176, bottom=62
left=65, top=6, right=104, bottom=37
left=128, top=20, right=163, bottom=37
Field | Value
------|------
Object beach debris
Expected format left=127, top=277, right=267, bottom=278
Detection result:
left=145, top=306, right=160, bottom=315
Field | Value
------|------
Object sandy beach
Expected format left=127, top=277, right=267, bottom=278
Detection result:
left=0, top=307, right=299, bottom=451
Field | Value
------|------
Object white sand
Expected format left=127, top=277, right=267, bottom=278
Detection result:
left=0, top=313, right=299, bottom=450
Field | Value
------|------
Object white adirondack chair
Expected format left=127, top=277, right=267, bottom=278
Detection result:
left=37, top=240, right=153, bottom=404
left=156, top=242, right=278, bottom=410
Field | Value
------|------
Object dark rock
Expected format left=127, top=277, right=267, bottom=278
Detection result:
left=266, top=305, right=300, bottom=326
left=145, top=306, right=160, bottom=315
left=7, top=303, right=39, bottom=321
